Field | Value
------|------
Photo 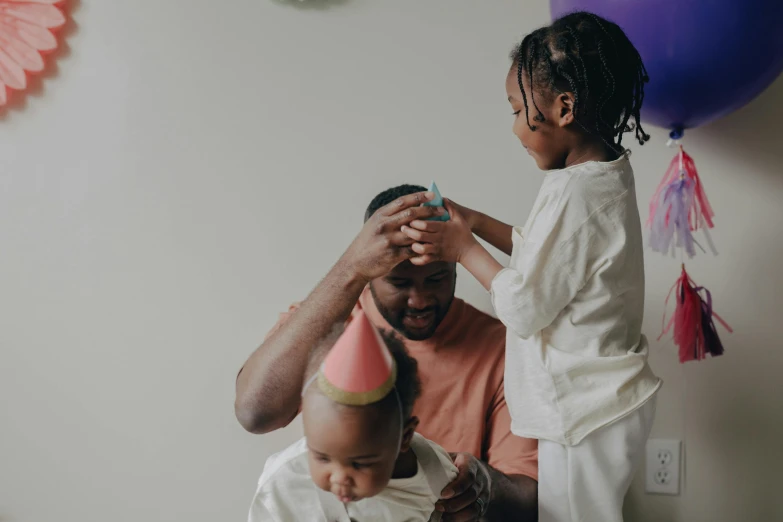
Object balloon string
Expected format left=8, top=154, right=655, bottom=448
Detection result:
left=679, top=145, right=684, bottom=174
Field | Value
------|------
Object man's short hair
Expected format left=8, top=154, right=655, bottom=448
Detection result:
left=364, top=184, right=428, bottom=222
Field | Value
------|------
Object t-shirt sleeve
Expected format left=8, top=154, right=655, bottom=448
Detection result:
left=236, top=303, right=300, bottom=382
left=490, top=261, right=581, bottom=340
left=489, top=189, right=602, bottom=339
left=485, top=381, right=539, bottom=480
left=423, top=436, right=460, bottom=499
left=248, top=493, right=279, bottom=522
left=236, top=303, right=304, bottom=425
left=247, top=301, right=359, bottom=422
left=262, top=303, right=302, bottom=341
left=263, top=301, right=362, bottom=342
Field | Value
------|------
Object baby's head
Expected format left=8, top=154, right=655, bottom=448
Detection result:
left=302, top=325, right=421, bottom=503
left=507, top=11, right=650, bottom=170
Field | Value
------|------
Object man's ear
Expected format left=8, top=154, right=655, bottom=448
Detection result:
left=557, top=92, right=575, bottom=127
left=399, top=416, right=420, bottom=453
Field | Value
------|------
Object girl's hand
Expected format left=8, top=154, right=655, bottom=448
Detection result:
left=401, top=200, right=479, bottom=265
left=444, top=198, right=481, bottom=232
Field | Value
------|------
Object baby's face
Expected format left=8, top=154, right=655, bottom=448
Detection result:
left=302, top=390, right=401, bottom=503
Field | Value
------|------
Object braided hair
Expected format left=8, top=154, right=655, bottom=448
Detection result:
left=510, top=11, right=650, bottom=151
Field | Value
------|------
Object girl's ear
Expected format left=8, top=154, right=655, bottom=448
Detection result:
left=399, top=416, right=420, bottom=453
left=557, top=92, right=575, bottom=127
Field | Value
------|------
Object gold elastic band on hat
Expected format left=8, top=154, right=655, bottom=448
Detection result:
left=316, top=364, right=397, bottom=406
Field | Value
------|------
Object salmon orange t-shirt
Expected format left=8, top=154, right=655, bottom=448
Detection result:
left=268, top=289, right=538, bottom=480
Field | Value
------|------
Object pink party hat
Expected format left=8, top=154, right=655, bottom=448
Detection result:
left=317, top=310, right=397, bottom=406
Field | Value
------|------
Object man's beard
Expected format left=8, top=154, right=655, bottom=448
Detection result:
left=369, top=288, right=453, bottom=341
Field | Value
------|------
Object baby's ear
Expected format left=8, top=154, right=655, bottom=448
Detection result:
left=399, top=416, right=420, bottom=453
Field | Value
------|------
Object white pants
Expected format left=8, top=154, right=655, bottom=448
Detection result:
left=538, top=397, right=657, bottom=522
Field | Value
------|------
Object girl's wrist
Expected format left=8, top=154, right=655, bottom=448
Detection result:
left=457, top=237, right=483, bottom=265
left=468, top=210, right=484, bottom=234
left=456, top=239, right=503, bottom=291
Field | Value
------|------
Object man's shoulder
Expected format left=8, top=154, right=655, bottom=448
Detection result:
left=455, top=299, right=505, bottom=338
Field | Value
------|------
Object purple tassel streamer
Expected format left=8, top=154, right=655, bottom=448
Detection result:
left=696, top=285, right=726, bottom=358
left=649, top=176, right=698, bottom=258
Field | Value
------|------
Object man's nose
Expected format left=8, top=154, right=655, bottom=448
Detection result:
left=407, top=288, right=434, bottom=310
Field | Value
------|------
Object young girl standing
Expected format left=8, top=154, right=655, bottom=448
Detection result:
left=402, top=11, right=662, bottom=522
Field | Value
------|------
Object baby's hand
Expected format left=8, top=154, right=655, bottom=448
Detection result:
left=401, top=200, right=478, bottom=265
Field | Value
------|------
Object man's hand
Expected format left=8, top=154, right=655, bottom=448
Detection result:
left=437, top=453, right=492, bottom=522
left=402, top=200, right=480, bottom=266
left=340, top=191, right=446, bottom=282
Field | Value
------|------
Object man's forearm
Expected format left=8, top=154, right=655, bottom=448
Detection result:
left=485, top=469, right=537, bottom=522
left=234, top=258, right=367, bottom=433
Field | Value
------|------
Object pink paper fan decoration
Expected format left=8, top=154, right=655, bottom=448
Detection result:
left=0, top=0, right=66, bottom=105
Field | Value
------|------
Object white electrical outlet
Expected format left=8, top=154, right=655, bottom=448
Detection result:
left=645, top=439, right=681, bottom=495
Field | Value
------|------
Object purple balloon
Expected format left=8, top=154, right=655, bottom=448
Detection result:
left=550, top=0, right=783, bottom=131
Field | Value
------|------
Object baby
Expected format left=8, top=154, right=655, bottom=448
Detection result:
left=248, top=310, right=457, bottom=522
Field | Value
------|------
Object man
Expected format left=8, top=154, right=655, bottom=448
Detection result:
left=236, top=185, right=538, bottom=521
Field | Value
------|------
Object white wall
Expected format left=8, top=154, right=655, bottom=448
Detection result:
left=1, top=2, right=780, bottom=521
